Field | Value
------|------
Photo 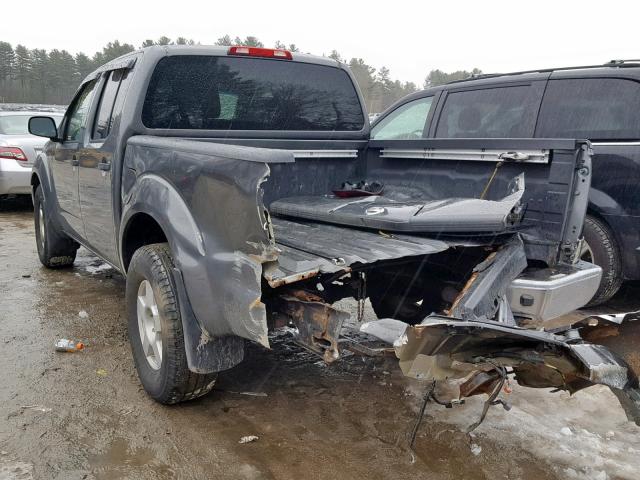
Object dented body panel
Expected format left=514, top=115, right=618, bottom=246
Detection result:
left=120, top=136, right=292, bottom=369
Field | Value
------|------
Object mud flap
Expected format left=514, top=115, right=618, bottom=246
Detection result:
left=173, top=267, right=244, bottom=373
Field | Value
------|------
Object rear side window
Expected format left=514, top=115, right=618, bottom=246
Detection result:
left=536, top=78, right=640, bottom=140
left=142, top=56, right=365, bottom=131
left=371, top=97, right=433, bottom=140
left=92, top=70, right=124, bottom=140
left=435, top=85, right=540, bottom=138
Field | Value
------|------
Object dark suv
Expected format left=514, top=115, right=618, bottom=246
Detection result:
left=372, top=61, right=640, bottom=305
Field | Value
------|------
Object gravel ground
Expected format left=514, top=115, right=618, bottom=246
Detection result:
left=1, top=196, right=639, bottom=480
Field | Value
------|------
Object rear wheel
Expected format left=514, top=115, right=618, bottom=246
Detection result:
left=126, top=243, right=217, bottom=404
left=33, top=185, right=78, bottom=268
left=581, top=215, right=623, bottom=306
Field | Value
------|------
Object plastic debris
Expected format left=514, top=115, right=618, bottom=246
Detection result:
left=238, top=435, right=259, bottom=444
left=54, top=339, right=84, bottom=352
left=20, top=405, right=51, bottom=413
left=560, top=427, right=573, bottom=436
left=78, top=310, right=89, bottom=319
left=96, top=369, right=108, bottom=377
left=470, top=443, right=482, bottom=456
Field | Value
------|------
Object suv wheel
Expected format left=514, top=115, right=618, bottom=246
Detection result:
left=33, top=185, right=78, bottom=268
left=581, top=215, right=623, bottom=306
left=126, top=243, right=217, bottom=404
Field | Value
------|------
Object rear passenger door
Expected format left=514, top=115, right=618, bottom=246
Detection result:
left=432, top=81, right=546, bottom=138
left=535, top=77, right=640, bottom=217
left=79, top=68, right=132, bottom=265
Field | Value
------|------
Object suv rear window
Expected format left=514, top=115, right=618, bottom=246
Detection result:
left=142, top=56, right=364, bottom=131
left=435, top=85, right=540, bottom=138
left=536, top=78, right=640, bottom=140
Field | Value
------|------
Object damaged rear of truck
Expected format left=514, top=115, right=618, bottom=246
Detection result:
left=31, top=45, right=640, bottom=424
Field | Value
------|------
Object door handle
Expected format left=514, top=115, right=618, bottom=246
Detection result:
left=98, top=160, right=111, bottom=172
left=71, top=155, right=79, bottom=167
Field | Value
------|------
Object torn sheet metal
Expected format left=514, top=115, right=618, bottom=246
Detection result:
left=574, top=311, right=640, bottom=424
left=361, top=314, right=640, bottom=425
left=269, top=174, right=525, bottom=234
left=263, top=217, right=449, bottom=287
left=448, top=234, right=527, bottom=322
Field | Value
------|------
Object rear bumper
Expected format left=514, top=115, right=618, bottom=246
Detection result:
left=508, top=261, right=602, bottom=324
left=0, top=160, right=31, bottom=195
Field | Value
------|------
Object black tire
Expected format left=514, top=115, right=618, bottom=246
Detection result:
left=33, top=185, right=78, bottom=268
left=126, top=243, right=217, bottom=404
left=581, top=215, right=623, bottom=306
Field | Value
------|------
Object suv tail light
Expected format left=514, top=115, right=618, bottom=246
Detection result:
left=0, top=147, right=27, bottom=161
left=228, top=46, right=292, bottom=60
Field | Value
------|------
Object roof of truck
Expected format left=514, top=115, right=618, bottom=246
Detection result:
left=85, top=44, right=343, bottom=84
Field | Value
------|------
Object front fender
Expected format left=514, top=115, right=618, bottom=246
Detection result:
left=31, top=151, right=63, bottom=230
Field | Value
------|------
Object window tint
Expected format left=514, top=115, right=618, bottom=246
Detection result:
left=435, top=85, right=539, bottom=138
left=371, top=97, right=433, bottom=140
left=536, top=78, right=640, bottom=140
left=65, top=80, right=97, bottom=142
left=142, top=56, right=364, bottom=131
left=110, top=69, right=132, bottom=125
left=92, top=70, right=124, bottom=140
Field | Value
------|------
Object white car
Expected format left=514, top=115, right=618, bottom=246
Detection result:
left=0, top=107, right=63, bottom=197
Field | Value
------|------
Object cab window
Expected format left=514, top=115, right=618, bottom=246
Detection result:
left=435, top=85, right=540, bottom=138
left=536, top=78, right=640, bottom=140
left=92, top=70, right=124, bottom=140
left=371, top=97, right=433, bottom=140
left=64, top=80, right=97, bottom=142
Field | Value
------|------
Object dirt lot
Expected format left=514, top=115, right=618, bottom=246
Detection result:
left=1, top=197, right=640, bottom=480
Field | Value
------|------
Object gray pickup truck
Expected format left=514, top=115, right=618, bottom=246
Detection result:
left=28, top=45, right=640, bottom=423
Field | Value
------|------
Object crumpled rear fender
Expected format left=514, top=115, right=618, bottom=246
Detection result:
left=121, top=137, right=293, bottom=372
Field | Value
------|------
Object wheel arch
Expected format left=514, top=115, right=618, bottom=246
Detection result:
left=121, top=212, right=168, bottom=272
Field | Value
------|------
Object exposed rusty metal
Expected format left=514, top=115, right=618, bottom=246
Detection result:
left=460, top=370, right=502, bottom=397
left=446, top=271, right=479, bottom=316
left=579, top=316, right=640, bottom=380
left=263, top=266, right=321, bottom=288
left=276, top=290, right=349, bottom=363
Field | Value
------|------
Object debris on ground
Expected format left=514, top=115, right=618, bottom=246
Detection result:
left=54, top=339, right=84, bottom=352
left=238, top=436, right=259, bottom=444
left=470, top=443, right=482, bottom=456
left=78, top=310, right=89, bottom=319
left=96, top=369, right=108, bottom=377
left=223, top=391, right=268, bottom=397
left=560, top=427, right=573, bottom=436
left=20, top=405, right=51, bottom=413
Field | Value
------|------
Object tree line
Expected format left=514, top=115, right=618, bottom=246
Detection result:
left=0, top=36, right=480, bottom=113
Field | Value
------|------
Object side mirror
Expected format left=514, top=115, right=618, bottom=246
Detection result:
left=29, top=116, right=60, bottom=141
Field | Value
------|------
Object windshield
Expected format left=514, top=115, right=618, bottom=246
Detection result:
left=0, top=114, right=63, bottom=135
left=142, top=56, right=365, bottom=131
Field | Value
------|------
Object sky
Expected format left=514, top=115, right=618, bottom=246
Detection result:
left=4, top=0, right=640, bottom=86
